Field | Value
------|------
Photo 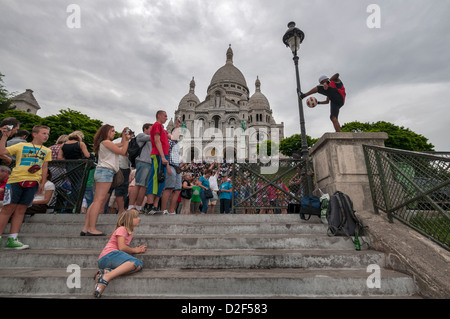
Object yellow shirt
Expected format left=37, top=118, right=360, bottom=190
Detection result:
left=6, top=142, right=52, bottom=184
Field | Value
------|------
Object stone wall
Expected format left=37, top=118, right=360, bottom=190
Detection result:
left=309, top=132, right=388, bottom=213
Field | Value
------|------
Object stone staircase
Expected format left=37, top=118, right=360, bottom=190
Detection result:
left=0, top=214, right=418, bottom=298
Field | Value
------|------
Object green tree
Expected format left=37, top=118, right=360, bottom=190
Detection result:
left=279, top=134, right=318, bottom=157
left=0, top=72, right=13, bottom=113
left=0, top=108, right=103, bottom=150
left=0, top=109, right=42, bottom=132
left=42, top=109, right=103, bottom=150
left=257, top=140, right=279, bottom=157
left=341, top=121, right=435, bottom=152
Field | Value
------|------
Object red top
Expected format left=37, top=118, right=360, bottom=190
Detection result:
left=98, top=226, right=133, bottom=260
left=150, top=122, right=170, bottom=156
left=329, top=81, right=346, bottom=104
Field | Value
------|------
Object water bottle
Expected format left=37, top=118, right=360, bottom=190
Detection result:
left=319, top=189, right=329, bottom=225
left=354, top=231, right=361, bottom=251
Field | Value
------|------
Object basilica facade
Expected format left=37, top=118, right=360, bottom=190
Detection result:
left=171, top=46, right=284, bottom=162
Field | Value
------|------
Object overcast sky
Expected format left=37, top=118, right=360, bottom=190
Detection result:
left=1, top=0, right=449, bottom=150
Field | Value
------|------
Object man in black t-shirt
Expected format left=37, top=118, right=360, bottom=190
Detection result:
left=300, top=73, right=346, bottom=132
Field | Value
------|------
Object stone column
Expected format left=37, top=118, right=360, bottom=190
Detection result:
left=309, top=132, right=388, bottom=213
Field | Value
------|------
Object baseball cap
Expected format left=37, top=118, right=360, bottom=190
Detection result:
left=318, top=75, right=329, bottom=83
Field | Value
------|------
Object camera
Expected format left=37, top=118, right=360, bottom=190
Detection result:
left=6, top=125, right=13, bottom=131
left=125, top=129, right=134, bottom=135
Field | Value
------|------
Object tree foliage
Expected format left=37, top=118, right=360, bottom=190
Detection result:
left=257, top=140, right=279, bottom=157
left=0, top=73, right=13, bottom=113
left=42, top=109, right=102, bottom=150
left=0, top=73, right=104, bottom=150
left=0, top=110, right=41, bottom=132
left=1, top=108, right=103, bottom=151
left=279, top=134, right=318, bottom=157
left=341, top=121, right=435, bottom=152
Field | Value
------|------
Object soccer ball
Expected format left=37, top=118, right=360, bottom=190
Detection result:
left=306, top=96, right=318, bottom=108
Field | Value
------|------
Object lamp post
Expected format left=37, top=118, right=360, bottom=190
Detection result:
left=283, top=21, right=312, bottom=195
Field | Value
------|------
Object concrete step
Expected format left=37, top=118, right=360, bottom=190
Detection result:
left=0, top=268, right=418, bottom=298
left=0, top=214, right=419, bottom=298
left=25, top=213, right=308, bottom=223
left=0, top=248, right=385, bottom=269
left=14, top=233, right=359, bottom=250
left=15, top=220, right=327, bottom=236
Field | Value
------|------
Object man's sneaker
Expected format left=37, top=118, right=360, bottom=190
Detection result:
left=140, top=204, right=149, bottom=214
left=162, top=210, right=169, bottom=215
left=4, top=237, right=29, bottom=250
left=147, top=208, right=157, bottom=215
left=168, top=211, right=176, bottom=215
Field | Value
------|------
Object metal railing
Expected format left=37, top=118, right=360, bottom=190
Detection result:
left=48, top=159, right=96, bottom=214
left=363, top=145, right=450, bottom=250
left=231, top=159, right=313, bottom=213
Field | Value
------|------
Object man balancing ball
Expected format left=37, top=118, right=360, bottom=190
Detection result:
left=300, top=73, right=346, bottom=132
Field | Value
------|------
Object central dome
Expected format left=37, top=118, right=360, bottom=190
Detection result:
left=208, top=45, right=248, bottom=91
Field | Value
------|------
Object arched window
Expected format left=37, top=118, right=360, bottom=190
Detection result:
left=213, top=115, right=220, bottom=132
left=229, top=118, right=235, bottom=129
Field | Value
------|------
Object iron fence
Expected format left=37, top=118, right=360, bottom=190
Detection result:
left=231, top=159, right=314, bottom=213
left=363, top=145, right=450, bottom=250
left=48, top=159, right=96, bottom=213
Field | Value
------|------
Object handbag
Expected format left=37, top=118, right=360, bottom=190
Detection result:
left=181, top=188, right=193, bottom=199
left=300, top=195, right=321, bottom=220
left=111, top=169, right=124, bottom=189
left=203, top=189, right=213, bottom=199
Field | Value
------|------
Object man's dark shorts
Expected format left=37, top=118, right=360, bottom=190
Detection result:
left=317, top=85, right=344, bottom=119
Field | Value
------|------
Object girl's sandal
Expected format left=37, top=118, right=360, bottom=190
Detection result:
left=93, top=274, right=108, bottom=299
left=94, top=268, right=111, bottom=282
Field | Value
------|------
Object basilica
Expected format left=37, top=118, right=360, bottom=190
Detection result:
left=169, top=46, right=284, bottom=162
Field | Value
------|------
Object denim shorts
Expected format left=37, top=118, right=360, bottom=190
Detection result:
left=94, top=167, right=115, bottom=183
left=135, top=160, right=152, bottom=187
left=164, top=165, right=182, bottom=190
left=98, top=250, right=143, bottom=270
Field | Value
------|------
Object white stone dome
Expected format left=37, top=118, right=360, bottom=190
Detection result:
left=178, top=77, right=200, bottom=109
left=249, top=77, right=270, bottom=110
left=208, top=46, right=248, bottom=92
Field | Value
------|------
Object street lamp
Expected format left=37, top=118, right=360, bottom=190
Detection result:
left=283, top=21, right=312, bottom=195
left=283, top=21, right=307, bottom=159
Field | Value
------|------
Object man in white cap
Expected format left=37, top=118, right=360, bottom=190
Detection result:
left=299, top=73, right=346, bottom=132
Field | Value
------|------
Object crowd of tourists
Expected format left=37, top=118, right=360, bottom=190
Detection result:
left=0, top=112, right=305, bottom=298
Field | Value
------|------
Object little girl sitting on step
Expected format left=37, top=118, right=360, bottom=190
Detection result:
left=93, top=209, right=147, bottom=298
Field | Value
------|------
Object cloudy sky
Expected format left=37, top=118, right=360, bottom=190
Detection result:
left=1, top=0, right=449, bottom=150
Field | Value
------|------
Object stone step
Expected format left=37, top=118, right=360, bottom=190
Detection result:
left=14, top=220, right=328, bottom=236
left=0, top=268, right=418, bottom=298
left=14, top=233, right=360, bottom=250
left=25, top=213, right=308, bottom=224
left=0, top=214, right=419, bottom=299
left=0, top=248, right=385, bottom=270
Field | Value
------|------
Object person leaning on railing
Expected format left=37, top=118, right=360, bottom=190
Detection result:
left=58, top=131, right=91, bottom=213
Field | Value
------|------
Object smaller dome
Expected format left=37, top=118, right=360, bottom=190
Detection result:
left=178, top=77, right=200, bottom=109
left=249, top=76, right=270, bottom=110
